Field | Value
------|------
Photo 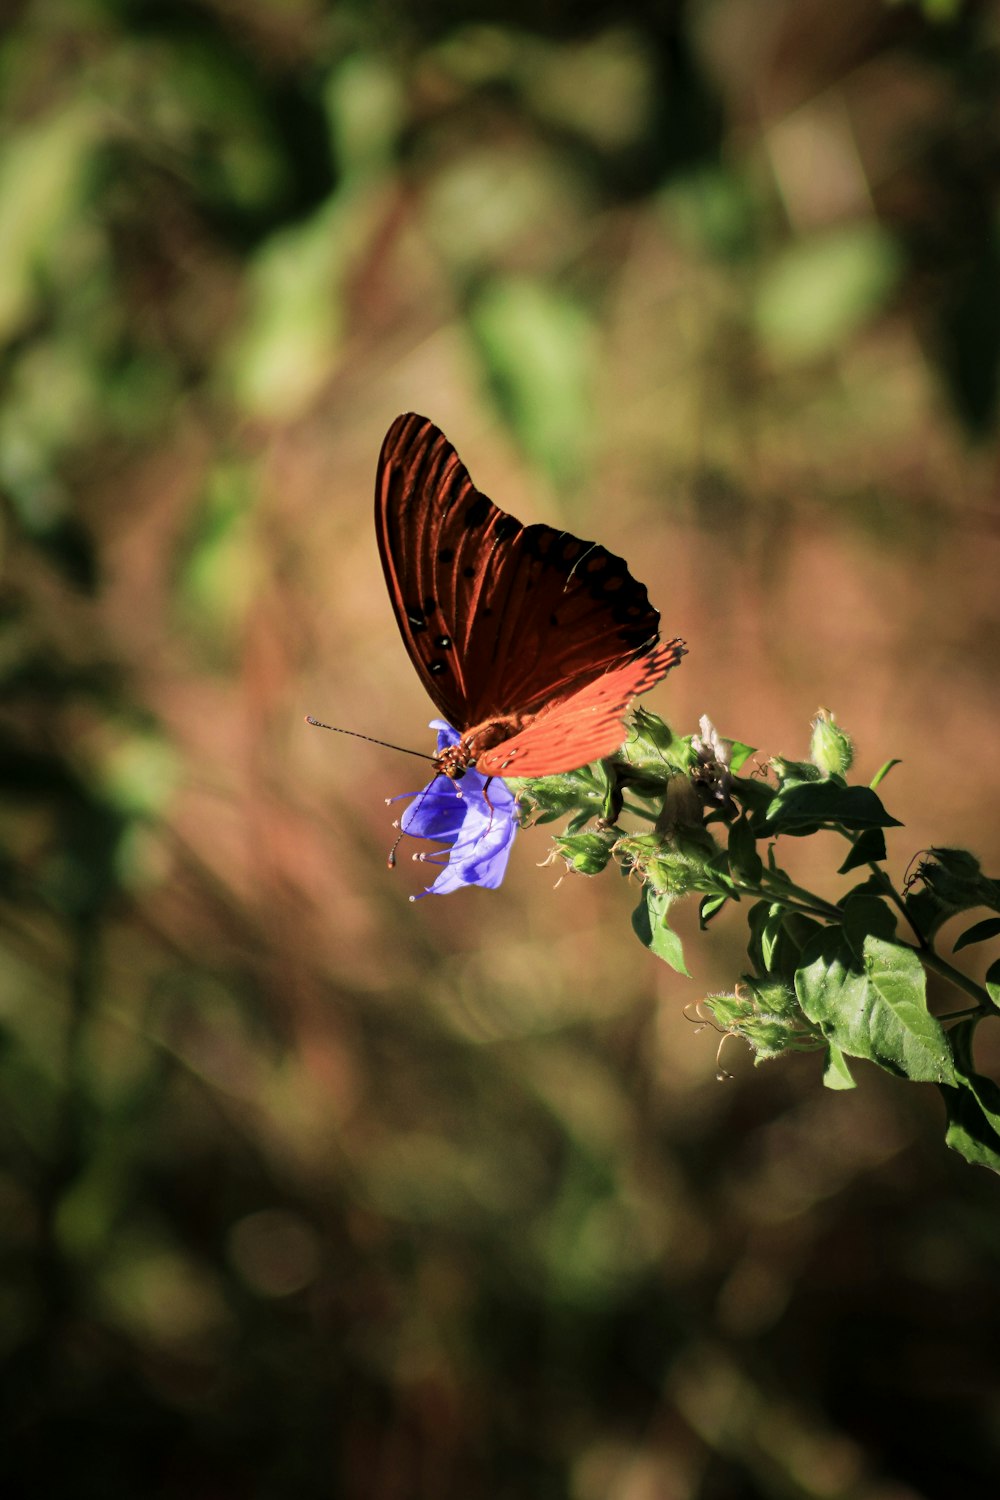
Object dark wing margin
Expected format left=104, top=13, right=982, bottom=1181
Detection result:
left=375, top=413, right=666, bottom=731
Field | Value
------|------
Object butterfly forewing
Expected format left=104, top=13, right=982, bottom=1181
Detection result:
left=376, top=414, right=665, bottom=736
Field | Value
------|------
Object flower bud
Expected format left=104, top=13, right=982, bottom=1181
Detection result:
left=704, top=978, right=823, bottom=1062
left=512, top=766, right=608, bottom=826
left=552, top=829, right=617, bottom=876
left=621, top=707, right=693, bottom=774
left=615, top=828, right=721, bottom=897
left=809, top=709, right=854, bottom=777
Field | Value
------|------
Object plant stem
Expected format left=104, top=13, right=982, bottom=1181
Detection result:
left=746, top=866, right=996, bottom=1012
left=916, top=946, right=994, bottom=1012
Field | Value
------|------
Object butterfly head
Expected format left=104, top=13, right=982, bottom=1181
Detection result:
left=432, top=740, right=470, bottom=780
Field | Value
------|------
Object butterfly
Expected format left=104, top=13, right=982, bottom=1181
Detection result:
left=375, top=413, right=685, bottom=781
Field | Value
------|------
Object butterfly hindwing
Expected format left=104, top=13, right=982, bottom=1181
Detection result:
left=474, top=637, right=686, bottom=779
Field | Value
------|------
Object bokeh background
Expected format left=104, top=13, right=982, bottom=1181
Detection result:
left=4, top=1, right=1000, bottom=1495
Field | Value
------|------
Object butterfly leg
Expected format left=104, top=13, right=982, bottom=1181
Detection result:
left=480, top=776, right=497, bottom=839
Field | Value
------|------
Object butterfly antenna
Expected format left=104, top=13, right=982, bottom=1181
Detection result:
left=385, top=776, right=453, bottom=870
left=304, top=716, right=435, bottom=764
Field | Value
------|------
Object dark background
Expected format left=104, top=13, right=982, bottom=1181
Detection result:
left=3, top=1, right=1000, bottom=1495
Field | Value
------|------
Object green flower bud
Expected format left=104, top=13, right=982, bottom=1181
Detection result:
left=511, top=765, right=609, bottom=826
left=552, top=829, right=617, bottom=876
left=704, top=978, right=823, bottom=1062
left=619, top=707, right=695, bottom=775
left=615, top=827, right=721, bottom=897
left=809, top=709, right=854, bottom=777
left=771, top=756, right=822, bottom=784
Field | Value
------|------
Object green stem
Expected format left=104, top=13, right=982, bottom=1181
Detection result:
left=745, top=867, right=996, bottom=1013
left=833, top=823, right=925, bottom=943
left=730, top=880, right=841, bottom=925
left=759, top=875, right=843, bottom=922
left=620, top=799, right=658, bottom=822
left=918, top=946, right=994, bottom=1012
left=937, top=1004, right=989, bottom=1024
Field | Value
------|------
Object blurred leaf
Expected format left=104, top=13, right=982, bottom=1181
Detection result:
left=755, top=223, right=901, bottom=363
left=325, top=53, right=402, bottom=181
left=521, top=29, right=654, bottom=152
left=661, top=165, right=758, bottom=261
left=225, top=198, right=353, bottom=417
left=96, top=731, right=179, bottom=819
left=468, top=276, right=594, bottom=488
left=0, top=103, right=98, bottom=342
left=177, top=459, right=260, bottom=644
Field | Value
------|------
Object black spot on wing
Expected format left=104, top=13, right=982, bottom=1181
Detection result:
left=438, top=546, right=455, bottom=563
left=495, top=515, right=519, bottom=542
left=463, top=493, right=491, bottom=529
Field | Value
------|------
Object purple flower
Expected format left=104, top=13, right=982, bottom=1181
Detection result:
left=392, top=721, right=519, bottom=897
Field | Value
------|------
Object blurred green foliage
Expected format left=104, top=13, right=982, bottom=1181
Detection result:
left=3, top=1, right=1000, bottom=1497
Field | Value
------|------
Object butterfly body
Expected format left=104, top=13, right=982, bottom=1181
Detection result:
left=376, top=413, right=685, bottom=780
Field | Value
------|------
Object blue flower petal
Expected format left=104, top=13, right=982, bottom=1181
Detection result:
left=394, top=721, right=519, bottom=896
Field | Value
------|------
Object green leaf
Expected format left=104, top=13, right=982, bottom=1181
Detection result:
left=730, top=776, right=774, bottom=814
left=823, top=1043, right=857, bottom=1091
left=699, top=893, right=728, bottom=928
left=468, top=276, right=594, bottom=489
left=747, top=902, right=821, bottom=979
left=841, top=894, right=897, bottom=959
left=760, top=780, right=902, bottom=837
left=870, top=758, right=902, bottom=790
left=631, top=888, right=690, bottom=976
left=939, top=1023, right=1000, bottom=1173
left=760, top=910, right=784, bottom=972
left=837, top=827, right=888, bottom=875
left=953, top=917, right=1000, bottom=953
left=987, top=959, right=1000, bottom=1009
left=728, top=814, right=762, bottom=882
left=795, top=931, right=956, bottom=1084
left=728, top=741, right=756, bottom=774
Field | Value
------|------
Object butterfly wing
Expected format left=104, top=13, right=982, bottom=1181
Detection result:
left=474, top=637, right=686, bottom=779
left=375, top=414, right=665, bottom=731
